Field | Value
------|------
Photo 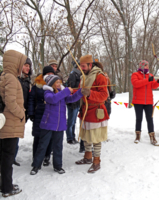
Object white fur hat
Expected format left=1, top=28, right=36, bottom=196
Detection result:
left=0, top=113, right=6, bottom=129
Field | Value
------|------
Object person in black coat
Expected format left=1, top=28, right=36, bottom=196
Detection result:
left=104, top=72, right=116, bottom=116
left=14, top=58, right=32, bottom=166
left=18, top=58, right=32, bottom=121
left=28, top=66, right=55, bottom=166
left=66, top=61, right=81, bottom=144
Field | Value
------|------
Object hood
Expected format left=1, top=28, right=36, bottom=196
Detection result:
left=3, top=50, right=27, bottom=77
left=34, top=74, right=46, bottom=88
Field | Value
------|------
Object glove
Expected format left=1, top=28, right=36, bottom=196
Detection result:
left=157, top=79, right=159, bottom=83
left=29, top=115, right=35, bottom=122
left=110, top=90, right=116, bottom=99
left=81, top=88, right=90, bottom=97
left=149, top=76, right=153, bottom=82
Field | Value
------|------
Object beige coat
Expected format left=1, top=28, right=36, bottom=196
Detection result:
left=0, top=50, right=27, bottom=139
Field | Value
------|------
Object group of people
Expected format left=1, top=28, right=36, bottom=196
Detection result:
left=0, top=49, right=158, bottom=198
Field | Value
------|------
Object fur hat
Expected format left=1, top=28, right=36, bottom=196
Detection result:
left=80, top=55, right=93, bottom=64
left=138, top=60, right=149, bottom=69
left=43, top=66, right=55, bottom=76
left=48, top=59, right=58, bottom=66
left=44, top=74, right=60, bottom=87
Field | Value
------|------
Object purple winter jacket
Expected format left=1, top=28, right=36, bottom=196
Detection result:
left=40, top=85, right=83, bottom=131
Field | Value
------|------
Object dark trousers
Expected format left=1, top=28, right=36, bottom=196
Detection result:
left=33, top=129, right=64, bottom=169
left=33, top=136, right=53, bottom=159
left=66, top=105, right=79, bottom=141
left=1, top=138, right=18, bottom=193
left=134, top=104, right=154, bottom=133
left=14, top=138, right=19, bottom=161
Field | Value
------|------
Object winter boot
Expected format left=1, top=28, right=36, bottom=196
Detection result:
left=88, top=157, right=101, bottom=173
left=43, top=156, right=50, bottom=166
left=30, top=167, right=39, bottom=175
left=79, top=140, right=85, bottom=153
left=149, top=132, right=159, bottom=146
left=134, top=131, right=141, bottom=144
left=75, top=151, right=92, bottom=164
left=13, top=160, right=20, bottom=166
left=2, top=184, right=22, bottom=197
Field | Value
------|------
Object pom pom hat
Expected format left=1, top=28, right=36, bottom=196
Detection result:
left=44, top=74, right=60, bottom=87
left=138, top=60, right=149, bottom=69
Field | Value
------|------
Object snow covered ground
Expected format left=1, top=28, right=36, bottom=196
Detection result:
left=10, top=91, right=159, bottom=200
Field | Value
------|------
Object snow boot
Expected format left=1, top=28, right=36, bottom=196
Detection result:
left=88, top=157, right=101, bottom=173
left=134, top=131, right=141, bottom=144
left=43, top=156, right=50, bottom=166
left=13, top=160, right=20, bottom=166
left=54, top=168, right=65, bottom=174
left=30, top=167, right=39, bottom=175
left=2, top=184, right=22, bottom=197
left=149, top=132, right=159, bottom=146
left=75, top=151, right=92, bottom=164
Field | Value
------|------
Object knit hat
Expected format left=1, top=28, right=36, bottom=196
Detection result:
left=43, top=66, right=55, bottom=76
left=138, top=60, right=149, bottom=69
left=24, top=58, right=32, bottom=75
left=44, top=74, right=60, bottom=87
left=80, top=55, right=93, bottom=64
left=48, top=59, right=58, bottom=66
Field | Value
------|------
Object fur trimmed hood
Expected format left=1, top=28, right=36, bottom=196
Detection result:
left=34, top=74, right=46, bottom=88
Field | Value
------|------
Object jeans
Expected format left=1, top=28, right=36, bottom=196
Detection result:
left=33, top=129, right=64, bottom=169
left=1, top=138, right=18, bottom=193
left=66, top=105, right=79, bottom=141
left=134, top=104, right=154, bottom=133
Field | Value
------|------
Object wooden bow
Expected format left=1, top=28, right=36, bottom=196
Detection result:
left=67, top=45, right=88, bottom=140
left=152, top=43, right=159, bottom=61
left=151, top=43, right=159, bottom=117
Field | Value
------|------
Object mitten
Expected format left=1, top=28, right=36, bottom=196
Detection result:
left=149, top=76, right=153, bottom=82
left=81, top=88, right=90, bottom=97
left=29, top=115, right=35, bottom=122
left=110, top=90, right=116, bottom=99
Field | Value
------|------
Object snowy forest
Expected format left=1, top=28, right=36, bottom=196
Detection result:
left=1, top=0, right=159, bottom=95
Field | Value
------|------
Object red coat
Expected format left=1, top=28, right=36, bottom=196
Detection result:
left=131, top=71, right=159, bottom=104
left=78, top=74, right=109, bottom=122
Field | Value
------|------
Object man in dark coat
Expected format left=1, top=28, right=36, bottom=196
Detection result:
left=66, top=60, right=81, bottom=144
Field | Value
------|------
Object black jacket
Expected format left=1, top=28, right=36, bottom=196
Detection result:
left=18, top=76, right=31, bottom=120
left=67, top=68, right=81, bottom=109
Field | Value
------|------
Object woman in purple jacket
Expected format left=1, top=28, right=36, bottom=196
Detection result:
left=30, top=74, right=89, bottom=175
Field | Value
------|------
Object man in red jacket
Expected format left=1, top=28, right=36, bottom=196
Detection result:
left=131, top=60, right=159, bottom=146
left=75, top=55, right=109, bottom=173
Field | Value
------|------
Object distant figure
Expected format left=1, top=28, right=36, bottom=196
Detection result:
left=131, top=60, right=159, bottom=146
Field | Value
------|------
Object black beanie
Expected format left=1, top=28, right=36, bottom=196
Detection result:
left=43, top=66, right=55, bottom=76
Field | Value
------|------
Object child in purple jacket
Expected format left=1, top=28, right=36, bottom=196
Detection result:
left=30, top=74, right=89, bottom=175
